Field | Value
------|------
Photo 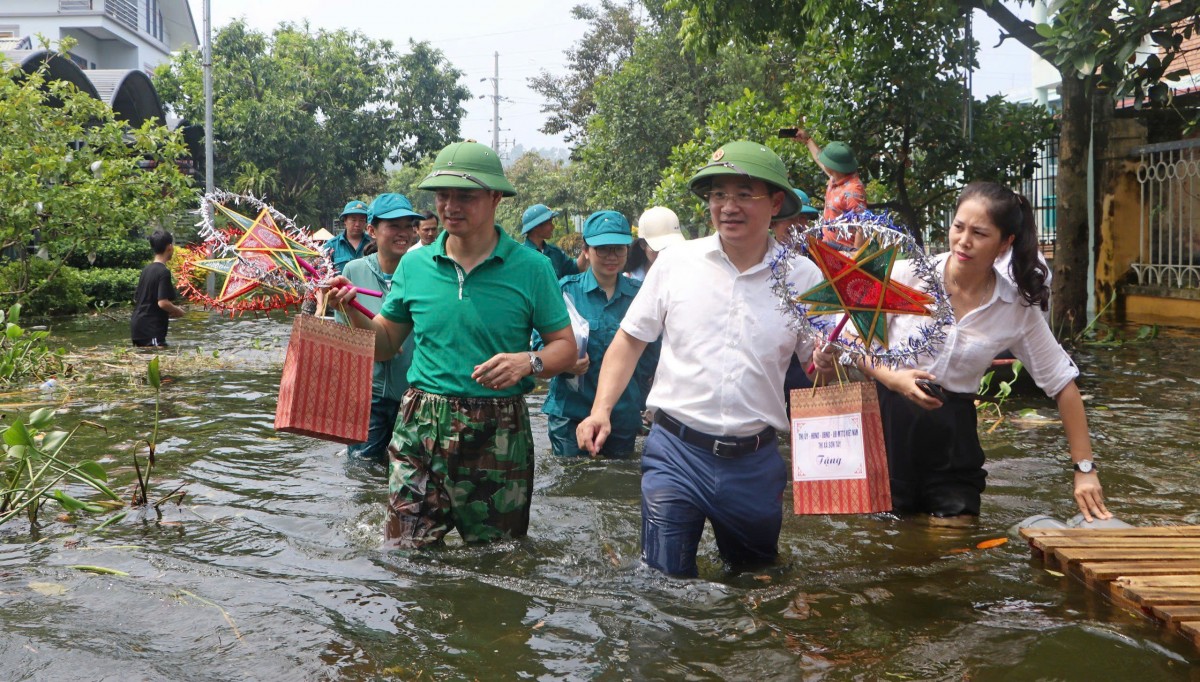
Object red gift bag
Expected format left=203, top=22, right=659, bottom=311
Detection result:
left=274, top=313, right=374, bottom=444
left=789, top=381, right=892, bottom=514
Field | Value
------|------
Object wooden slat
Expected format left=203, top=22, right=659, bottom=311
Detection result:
left=1025, top=525, right=1200, bottom=654
left=1052, top=547, right=1200, bottom=564
left=1032, top=537, right=1200, bottom=549
left=1149, top=604, right=1200, bottom=624
left=1115, top=575, right=1200, bottom=589
left=1119, top=587, right=1200, bottom=606
left=1022, top=526, right=1200, bottom=540
left=1080, top=561, right=1200, bottom=581
left=1181, top=621, right=1200, bottom=648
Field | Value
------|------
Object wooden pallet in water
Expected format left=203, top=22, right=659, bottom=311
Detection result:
left=1020, top=525, right=1200, bottom=651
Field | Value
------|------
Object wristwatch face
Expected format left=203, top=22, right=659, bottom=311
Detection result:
left=1074, top=460, right=1094, bottom=473
left=530, top=354, right=543, bottom=374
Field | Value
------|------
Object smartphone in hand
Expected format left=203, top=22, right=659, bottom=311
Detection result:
left=777, top=127, right=799, bottom=139
left=915, top=379, right=947, bottom=403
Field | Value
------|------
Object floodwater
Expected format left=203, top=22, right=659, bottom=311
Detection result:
left=1, top=312, right=1199, bottom=681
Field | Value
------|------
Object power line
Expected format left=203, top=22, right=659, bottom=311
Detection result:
left=422, top=22, right=576, bottom=44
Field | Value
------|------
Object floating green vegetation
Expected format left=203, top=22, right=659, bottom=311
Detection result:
left=0, top=406, right=118, bottom=531
left=0, top=304, right=65, bottom=387
left=0, top=357, right=186, bottom=535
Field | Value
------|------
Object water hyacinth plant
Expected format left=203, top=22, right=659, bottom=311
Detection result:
left=0, top=406, right=119, bottom=531
left=0, top=304, right=65, bottom=386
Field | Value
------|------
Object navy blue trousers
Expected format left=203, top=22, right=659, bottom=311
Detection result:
left=640, top=424, right=787, bottom=577
left=348, top=396, right=401, bottom=466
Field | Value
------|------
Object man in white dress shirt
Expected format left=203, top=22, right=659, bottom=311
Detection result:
left=577, top=141, right=831, bottom=577
left=407, top=211, right=440, bottom=253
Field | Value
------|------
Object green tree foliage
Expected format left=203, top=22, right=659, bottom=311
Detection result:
left=386, top=157, right=437, bottom=213
left=669, top=0, right=1199, bottom=332
left=495, top=152, right=588, bottom=239
left=541, top=2, right=797, bottom=219
left=1030, top=0, right=1198, bottom=122
left=657, top=1, right=1054, bottom=242
left=0, top=259, right=88, bottom=316
left=0, top=46, right=191, bottom=316
left=529, top=1, right=644, bottom=144
left=154, top=21, right=470, bottom=227
left=652, top=90, right=812, bottom=236
left=579, top=29, right=794, bottom=218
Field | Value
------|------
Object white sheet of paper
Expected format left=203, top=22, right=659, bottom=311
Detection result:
left=791, top=413, right=867, bottom=482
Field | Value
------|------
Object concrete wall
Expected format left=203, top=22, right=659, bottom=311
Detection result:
left=1096, top=118, right=1149, bottom=313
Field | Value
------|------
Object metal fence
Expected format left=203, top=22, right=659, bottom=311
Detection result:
left=927, top=136, right=1058, bottom=255
left=1022, top=136, right=1058, bottom=258
left=1130, top=138, right=1200, bottom=289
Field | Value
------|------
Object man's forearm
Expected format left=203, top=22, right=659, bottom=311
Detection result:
left=590, top=330, right=648, bottom=417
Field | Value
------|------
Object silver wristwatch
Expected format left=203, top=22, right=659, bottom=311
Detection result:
left=1072, top=460, right=1096, bottom=474
left=527, top=352, right=543, bottom=376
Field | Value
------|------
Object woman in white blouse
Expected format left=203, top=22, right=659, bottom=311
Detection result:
left=815, top=182, right=1111, bottom=524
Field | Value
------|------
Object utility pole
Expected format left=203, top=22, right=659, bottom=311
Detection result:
left=203, top=0, right=213, bottom=196
left=203, top=0, right=215, bottom=295
left=479, top=52, right=505, bottom=153
left=491, top=51, right=500, bottom=152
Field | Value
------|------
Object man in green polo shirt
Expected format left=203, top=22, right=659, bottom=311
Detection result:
left=520, top=203, right=586, bottom=279
left=330, top=141, right=577, bottom=548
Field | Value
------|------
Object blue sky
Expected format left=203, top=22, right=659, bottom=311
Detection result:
left=190, top=1, right=1036, bottom=153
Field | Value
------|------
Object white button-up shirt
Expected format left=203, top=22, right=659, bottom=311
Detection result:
left=890, top=252, right=1077, bottom=396
left=621, top=234, right=824, bottom=436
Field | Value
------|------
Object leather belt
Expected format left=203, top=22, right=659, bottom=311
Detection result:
left=653, top=411, right=774, bottom=459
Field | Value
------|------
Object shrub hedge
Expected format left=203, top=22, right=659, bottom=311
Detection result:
left=62, top=238, right=152, bottom=269
left=75, top=267, right=142, bottom=307
left=0, top=259, right=90, bottom=316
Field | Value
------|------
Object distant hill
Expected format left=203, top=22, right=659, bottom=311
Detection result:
left=504, top=144, right=570, bottom=167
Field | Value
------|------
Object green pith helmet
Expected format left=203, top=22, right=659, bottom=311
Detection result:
left=687, top=141, right=800, bottom=219
left=417, top=141, right=517, bottom=197
left=818, top=141, right=858, bottom=174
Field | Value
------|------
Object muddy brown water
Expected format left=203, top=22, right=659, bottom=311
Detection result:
left=1, top=313, right=1198, bottom=680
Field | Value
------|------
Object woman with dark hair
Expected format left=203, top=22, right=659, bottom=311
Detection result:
left=814, top=181, right=1111, bottom=524
left=624, top=237, right=652, bottom=280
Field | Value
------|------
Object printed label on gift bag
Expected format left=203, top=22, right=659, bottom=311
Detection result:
left=791, top=412, right=866, bottom=481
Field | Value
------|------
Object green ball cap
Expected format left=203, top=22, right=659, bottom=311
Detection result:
left=817, top=141, right=858, bottom=174
left=582, top=210, right=632, bottom=246
left=340, top=200, right=369, bottom=218
left=520, top=204, right=560, bottom=234
left=687, top=141, right=800, bottom=219
left=417, top=141, right=517, bottom=197
left=367, top=193, right=423, bottom=225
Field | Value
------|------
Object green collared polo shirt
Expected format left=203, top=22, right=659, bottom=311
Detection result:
left=380, top=225, right=570, bottom=397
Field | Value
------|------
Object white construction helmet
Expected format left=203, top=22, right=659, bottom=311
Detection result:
left=637, top=206, right=686, bottom=252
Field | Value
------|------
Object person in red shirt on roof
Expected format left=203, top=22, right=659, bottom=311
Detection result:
left=793, top=129, right=866, bottom=250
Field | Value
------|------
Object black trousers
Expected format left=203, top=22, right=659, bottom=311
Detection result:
left=876, top=382, right=987, bottom=516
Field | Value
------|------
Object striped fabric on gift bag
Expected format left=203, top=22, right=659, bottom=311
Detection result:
left=275, top=313, right=374, bottom=444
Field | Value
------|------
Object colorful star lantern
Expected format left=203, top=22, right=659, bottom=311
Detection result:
left=173, top=192, right=332, bottom=315
left=796, top=234, right=935, bottom=349
left=221, top=204, right=321, bottom=280
left=769, top=210, right=955, bottom=369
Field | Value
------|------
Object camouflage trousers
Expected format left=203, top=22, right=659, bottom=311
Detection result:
left=385, top=388, right=534, bottom=548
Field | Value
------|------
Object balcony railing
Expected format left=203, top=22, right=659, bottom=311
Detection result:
left=103, top=0, right=138, bottom=32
